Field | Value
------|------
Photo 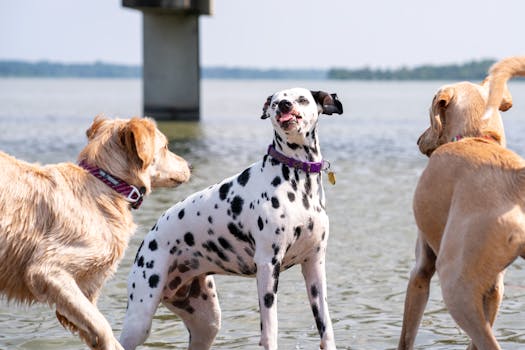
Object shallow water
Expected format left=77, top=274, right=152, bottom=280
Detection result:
left=0, top=78, right=524, bottom=349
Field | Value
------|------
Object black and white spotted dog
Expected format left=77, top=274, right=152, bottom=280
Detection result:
left=119, top=88, right=343, bottom=350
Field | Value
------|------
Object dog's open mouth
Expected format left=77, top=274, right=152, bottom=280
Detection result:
left=277, top=111, right=302, bottom=129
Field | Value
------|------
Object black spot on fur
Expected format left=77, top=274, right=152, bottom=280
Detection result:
left=218, top=237, right=233, bottom=251
left=294, top=226, right=302, bottom=239
left=286, top=142, right=299, bottom=150
left=257, top=216, right=264, bottom=231
left=169, top=276, right=182, bottom=290
left=178, top=264, right=190, bottom=273
left=148, top=240, right=158, bottom=251
left=148, top=274, right=160, bottom=288
left=227, top=222, right=255, bottom=247
left=271, top=176, right=281, bottom=187
left=302, top=193, right=310, bottom=209
left=305, top=175, right=312, bottom=196
left=308, top=217, right=314, bottom=231
left=271, top=197, right=280, bottom=209
left=133, top=241, right=144, bottom=263
left=281, top=164, right=290, bottom=181
left=202, top=241, right=229, bottom=261
left=237, top=168, right=251, bottom=186
left=264, top=293, right=275, bottom=308
left=287, top=192, right=295, bottom=202
left=311, top=284, right=319, bottom=298
left=208, top=216, right=213, bottom=224
left=184, top=232, right=195, bottom=246
left=219, top=182, right=233, bottom=200
left=230, top=196, right=244, bottom=216
left=178, top=209, right=185, bottom=219
left=137, top=256, right=144, bottom=267
left=146, top=260, right=154, bottom=269
left=311, top=303, right=326, bottom=338
left=273, top=263, right=280, bottom=293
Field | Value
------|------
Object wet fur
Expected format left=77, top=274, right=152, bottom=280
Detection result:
left=0, top=116, right=190, bottom=350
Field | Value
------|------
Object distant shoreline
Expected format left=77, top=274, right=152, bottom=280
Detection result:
left=0, top=59, right=506, bottom=81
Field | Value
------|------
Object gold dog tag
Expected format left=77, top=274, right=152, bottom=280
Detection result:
left=327, top=171, right=336, bottom=185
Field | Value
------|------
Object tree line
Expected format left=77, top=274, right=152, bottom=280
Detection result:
left=327, top=59, right=496, bottom=80
left=0, top=59, right=505, bottom=80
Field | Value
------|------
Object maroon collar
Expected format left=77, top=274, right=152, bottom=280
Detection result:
left=267, top=144, right=324, bottom=173
left=78, top=160, right=145, bottom=209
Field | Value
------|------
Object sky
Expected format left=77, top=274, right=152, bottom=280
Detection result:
left=0, top=0, right=524, bottom=70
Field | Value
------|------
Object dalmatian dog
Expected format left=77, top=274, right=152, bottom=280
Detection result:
left=119, top=88, right=343, bottom=350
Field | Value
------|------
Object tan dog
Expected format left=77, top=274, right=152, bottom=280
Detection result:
left=399, top=56, right=525, bottom=350
left=0, top=116, right=190, bottom=350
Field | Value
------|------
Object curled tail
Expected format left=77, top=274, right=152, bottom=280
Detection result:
left=484, top=56, right=525, bottom=119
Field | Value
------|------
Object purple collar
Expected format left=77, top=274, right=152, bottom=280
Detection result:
left=78, top=160, right=145, bottom=209
left=267, top=145, right=324, bottom=173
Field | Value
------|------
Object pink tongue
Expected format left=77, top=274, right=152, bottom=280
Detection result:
left=279, top=113, right=294, bottom=122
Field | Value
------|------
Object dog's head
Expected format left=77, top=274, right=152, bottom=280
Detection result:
left=261, top=88, right=343, bottom=143
left=417, top=80, right=512, bottom=156
left=80, top=116, right=191, bottom=194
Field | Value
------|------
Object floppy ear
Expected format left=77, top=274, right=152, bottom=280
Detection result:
left=119, top=117, right=156, bottom=170
left=261, top=95, right=272, bottom=119
left=430, top=87, right=454, bottom=137
left=310, top=91, right=343, bottom=115
left=86, top=115, right=108, bottom=140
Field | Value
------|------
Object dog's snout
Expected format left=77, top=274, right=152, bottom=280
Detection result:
left=278, top=100, right=293, bottom=113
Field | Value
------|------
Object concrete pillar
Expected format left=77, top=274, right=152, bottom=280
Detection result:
left=123, top=1, right=213, bottom=121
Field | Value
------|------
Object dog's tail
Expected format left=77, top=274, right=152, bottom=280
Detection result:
left=483, top=56, right=525, bottom=120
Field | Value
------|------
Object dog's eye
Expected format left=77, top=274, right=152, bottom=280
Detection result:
left=297, top=96, right=309, bottom=105
left=271, top=101, right=278, bottom=109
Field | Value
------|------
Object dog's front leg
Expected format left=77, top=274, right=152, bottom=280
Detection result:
left=302, top=256, right=336, bottom=350
left=256, top=261, right=279, bottom=350
left=26, top=266, right=122, bottom=350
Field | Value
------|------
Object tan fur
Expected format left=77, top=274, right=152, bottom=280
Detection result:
left=399, top=56, right=525, bottom=350
left=416, top=58, right=520, bottom=156
left=0, top=116, right=190, bottom=350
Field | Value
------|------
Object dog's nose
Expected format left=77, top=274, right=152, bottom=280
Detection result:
left=278, top=100, right=293, bottom=113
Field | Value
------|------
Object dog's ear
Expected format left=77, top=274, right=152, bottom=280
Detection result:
left=119, top=117, right=156, bottom=170
left=86, top=115, right=108, bottom=140
left=261, top=95, right=272, bottom=119
left=311, top=91, right=343, bottom=115
left=430, top=87, right=454, bottom=137
left=481, top=78, right=513, bottom=111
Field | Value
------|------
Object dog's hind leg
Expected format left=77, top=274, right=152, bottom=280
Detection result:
left=483, top=271, right=505, bottom=327
left=162, top=274, right=221, bottom=350
left=438, top=256, right=501, bottom=349
left=398, top=234, right=436, bottom=350
left=26, top=266, right=122, bottom=350
left=302, top=254, right=335, bottom=350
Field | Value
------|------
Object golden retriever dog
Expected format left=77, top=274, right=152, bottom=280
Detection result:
left=0, top=116, right=191, bottom=350
left=399, top=56, right=525, bottom=350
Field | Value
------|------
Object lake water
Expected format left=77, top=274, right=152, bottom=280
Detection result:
left=0, top=78, right=524, bottom=349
